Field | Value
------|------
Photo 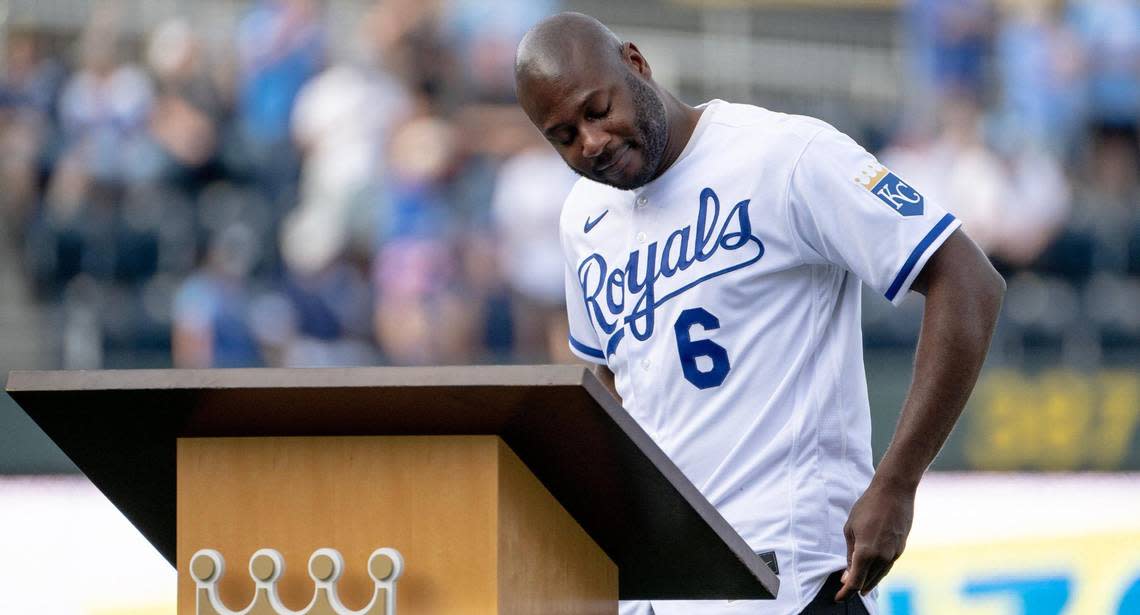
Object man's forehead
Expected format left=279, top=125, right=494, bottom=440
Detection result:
left=520, top=70, right=609, bottom=123
left=517, top=27, right=624, bottom=115
left=531, top=67, right=600, bottom=102
left=521, top=40, right=602, bottom=89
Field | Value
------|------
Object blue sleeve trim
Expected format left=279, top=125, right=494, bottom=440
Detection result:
left=884, top=213, right=956, bottom=302
left=569, top=334, right=605, bottom=359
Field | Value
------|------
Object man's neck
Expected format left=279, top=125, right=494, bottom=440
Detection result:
left=651, top=97, right=704, bottom=182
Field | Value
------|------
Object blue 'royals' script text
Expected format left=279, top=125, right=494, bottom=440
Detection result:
left=577, top=187, right=765, bottom=356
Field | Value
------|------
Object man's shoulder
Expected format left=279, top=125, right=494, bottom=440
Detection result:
left=561, top=176, right=627, bottom=211
left=705, top=101, right=829, bottom=133
left=558, top=177, right=625, bottom=238
left=700, top=101, right=838, bottom=155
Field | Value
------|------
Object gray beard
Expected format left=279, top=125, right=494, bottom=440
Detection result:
left=623, top=72, right=668, bottom=189
left=586, top=73, right=667, bottom=190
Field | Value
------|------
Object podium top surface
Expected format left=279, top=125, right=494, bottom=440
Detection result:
left=6, top=365, right=778, bottom=600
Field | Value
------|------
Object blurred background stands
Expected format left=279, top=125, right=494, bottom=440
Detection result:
left=0, top=0, right=1138, bottom=474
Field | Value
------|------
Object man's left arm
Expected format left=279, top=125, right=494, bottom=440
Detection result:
left=835, top=228, right=1006, bottom=601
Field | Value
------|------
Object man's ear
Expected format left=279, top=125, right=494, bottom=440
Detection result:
left=623, top=42, right=652, bottom=79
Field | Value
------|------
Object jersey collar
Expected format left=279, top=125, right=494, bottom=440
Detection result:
left=633, top=99, right=722, bottom=195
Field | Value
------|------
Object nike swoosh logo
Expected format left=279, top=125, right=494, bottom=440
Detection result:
left=584, top=210, right=609, bottom=233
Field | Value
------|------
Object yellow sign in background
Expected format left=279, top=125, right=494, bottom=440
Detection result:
left=965, top=370, right=1140, bottom=471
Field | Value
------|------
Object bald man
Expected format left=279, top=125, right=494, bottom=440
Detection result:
left=516, top=13, right=1004, bottom=615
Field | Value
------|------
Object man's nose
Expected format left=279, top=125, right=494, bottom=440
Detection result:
left=581, top=125, right=609, bottom=160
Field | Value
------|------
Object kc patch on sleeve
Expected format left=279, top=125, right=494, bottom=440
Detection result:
left=855, top=162, right=925, bottom=217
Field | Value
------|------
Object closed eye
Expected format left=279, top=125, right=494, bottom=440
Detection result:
left=551, top=129, right=576, bottom=147
left=546, top=97, right=610, bottom=146
left=586, top=103, right=611, bottom=121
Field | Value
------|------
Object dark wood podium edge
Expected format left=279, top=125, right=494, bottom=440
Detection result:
left=6, top=364, right=589, bottom=392
left=575, top=371, right=781, bottom=597
left=5, top=365, right=780, bottom=600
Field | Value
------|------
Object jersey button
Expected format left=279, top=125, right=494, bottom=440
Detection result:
left=635, top=195, right=648, bottom=208
left=641, top=359, right=651, bottom=370
left=636, top=231, right=647, bottom=243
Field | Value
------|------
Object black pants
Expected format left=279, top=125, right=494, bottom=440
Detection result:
left=641, top=571, right=871, bottom=614
left=798, top=571, right=871, bottom=615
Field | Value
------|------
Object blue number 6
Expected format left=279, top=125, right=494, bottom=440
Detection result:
left=674, top=308, right=731, bottom=389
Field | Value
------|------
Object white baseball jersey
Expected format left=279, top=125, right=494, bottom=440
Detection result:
left=560, top=100, right=961, bottom=615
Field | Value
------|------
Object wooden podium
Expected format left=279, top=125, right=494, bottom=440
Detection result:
left=6, top=366, right=778, bottom=614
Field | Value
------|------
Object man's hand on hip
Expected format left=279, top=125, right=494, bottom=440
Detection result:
left=834, top=480, right=915, bottom=602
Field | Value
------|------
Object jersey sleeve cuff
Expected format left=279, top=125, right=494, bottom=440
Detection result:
left=884, top=213, right=962, bottom=306
left=568, top=334, right=608, bottom=365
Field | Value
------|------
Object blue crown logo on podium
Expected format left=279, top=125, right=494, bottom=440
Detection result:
left=190, top=547, right=404, bottom=615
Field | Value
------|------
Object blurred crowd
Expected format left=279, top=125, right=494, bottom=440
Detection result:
left=863, top=0, right=1140, bottom=364
left=0, top=0, right=1138, bottom=370
left=1, top=0, right=576, bottom=368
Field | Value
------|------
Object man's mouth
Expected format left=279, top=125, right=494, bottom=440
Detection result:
left=594, top=144, right=631, bottom=175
